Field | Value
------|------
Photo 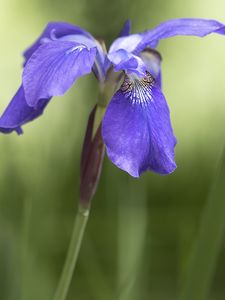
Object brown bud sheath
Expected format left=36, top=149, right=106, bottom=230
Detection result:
left=80, top=105, right=105, bottom=208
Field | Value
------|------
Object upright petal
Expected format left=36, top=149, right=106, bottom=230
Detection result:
left=133, top=18, right=225, bottom=53
left=23, top=40, right=96, bottom=107
left=0, top=86, right=50, bottom=134
left=102, top=73, right=176, bottom=177
left=118, top=20, right=132, bottom=37
left=23, top=22, right=93, bottom=63
left=109, top=34, right=143, bottom=53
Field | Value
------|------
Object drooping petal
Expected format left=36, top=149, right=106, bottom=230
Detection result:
left=23, top=22, right=106, bottom=81
left=133, top=18, right=225, bottom=53
left=102, top=74, right=176, bottom=177
left=118, top=20, right=132, bottom=37
left=23, top=22, right=93, bottom=63
left=108, top=49, right=146, bottom=76
left=23, top=40, right=96, bottom=107
left=0, top=86, right=50, bottom=134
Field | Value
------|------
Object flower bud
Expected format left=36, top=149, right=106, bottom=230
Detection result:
left=80, top=105, right=105, bottom=208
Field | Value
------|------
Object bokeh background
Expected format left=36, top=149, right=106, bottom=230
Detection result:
left=1, top=0, right=225, bottom=299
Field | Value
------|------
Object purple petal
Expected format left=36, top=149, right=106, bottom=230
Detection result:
left=23, top=40, right=96, bottom=107
left=108, top=49, right=146, bottom=76
left=133, top=18, right=225, bottom=53
left=109, top=34, right=143, bottom=53
left=57, top=34, right=97, bottom=48
left=102, top=74, right=176, bottom=177
left=55, top=34, right=107, bottom=81
left=0, top=127, right=22, bottom=134
left=119, top=20, right=132, bottom=37
left=24, top=22, right=93, bottom=64
left=0, top=86, right=50, bottom=134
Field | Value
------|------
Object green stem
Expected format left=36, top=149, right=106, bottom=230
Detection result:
left=21, top=198, right=32, bottom=300
left=180, top=147, right=225, bottom=300
left=53, top=206, right=90, bottom=300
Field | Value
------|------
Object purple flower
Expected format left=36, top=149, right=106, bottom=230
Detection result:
left=1, top=19, right=225, bottom=177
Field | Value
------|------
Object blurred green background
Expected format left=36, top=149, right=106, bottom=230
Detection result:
left=1, top=0, right=225, bottom=299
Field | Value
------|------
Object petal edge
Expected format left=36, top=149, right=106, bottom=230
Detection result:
left=102, top=75, right=176, bottom=177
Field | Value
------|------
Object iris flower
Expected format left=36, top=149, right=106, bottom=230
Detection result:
left=1, top=19, right=225, bottom=177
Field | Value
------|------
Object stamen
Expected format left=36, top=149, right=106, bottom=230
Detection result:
left=121, top=72, right=155, bottom=106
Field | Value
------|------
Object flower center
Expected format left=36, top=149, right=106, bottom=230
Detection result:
left=121, top=72, right=155, bottom=106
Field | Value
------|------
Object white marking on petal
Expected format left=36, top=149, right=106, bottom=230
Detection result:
left=66, top=45, right=86, bottom=55
left=121, top=72, right=155, bottom=107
